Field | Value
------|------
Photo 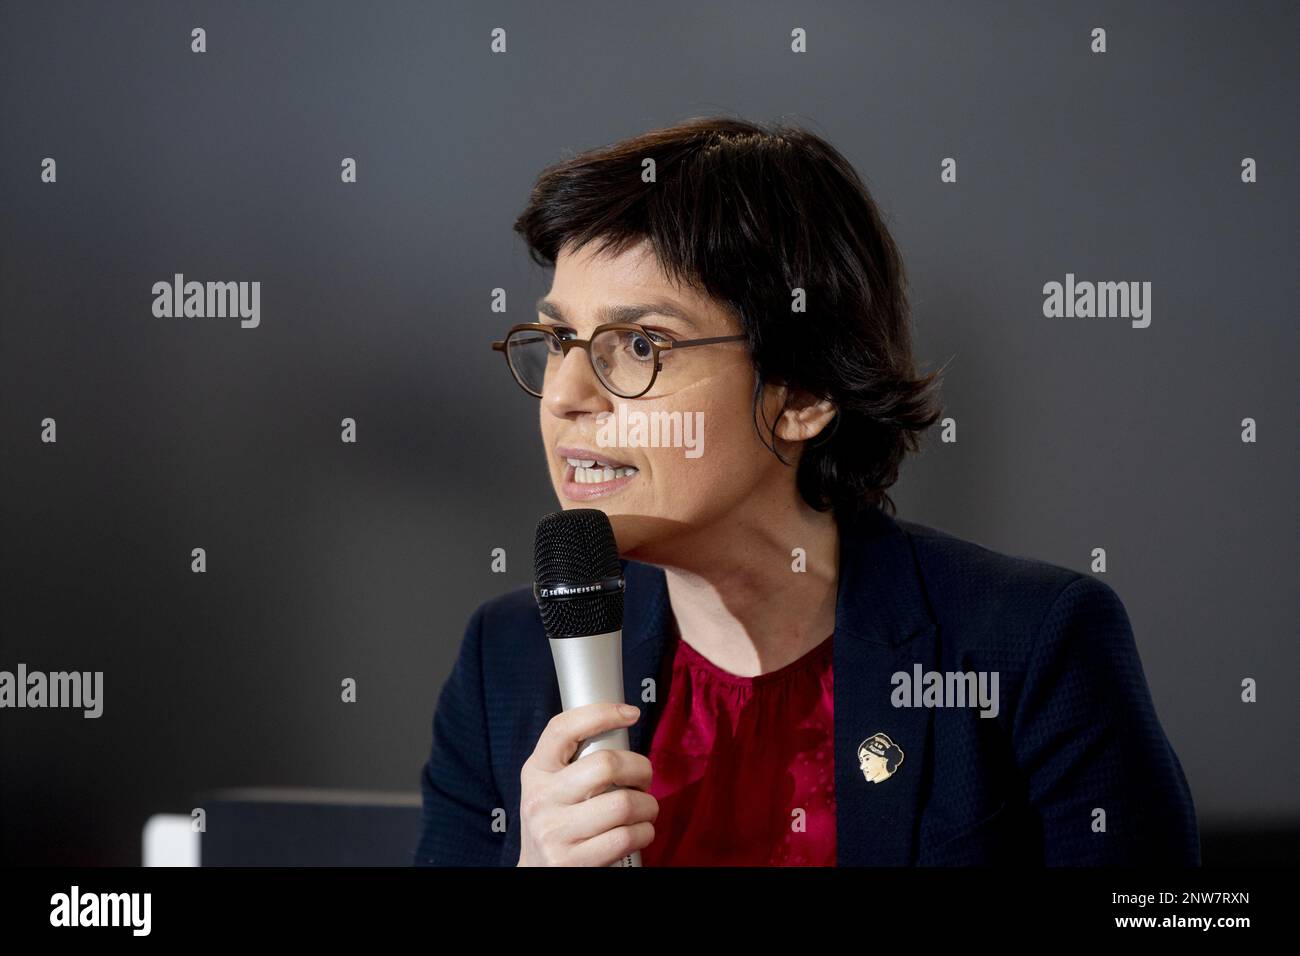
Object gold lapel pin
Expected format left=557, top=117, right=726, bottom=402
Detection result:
left=857, top=732, right=905, bottom=783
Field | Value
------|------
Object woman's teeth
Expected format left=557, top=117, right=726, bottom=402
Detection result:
left=566, top=457, right=638, bottom=484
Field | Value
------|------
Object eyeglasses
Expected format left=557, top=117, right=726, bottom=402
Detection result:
left=491, top=322, right=746, bottom=399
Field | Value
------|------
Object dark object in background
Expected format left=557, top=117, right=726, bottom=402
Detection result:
left=198, top=789, right=421, bottom=867
left=1198, top=819, right=1300, bottom=867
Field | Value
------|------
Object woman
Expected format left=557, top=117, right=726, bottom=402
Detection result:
left=414, top=116, right=1199, bottom=867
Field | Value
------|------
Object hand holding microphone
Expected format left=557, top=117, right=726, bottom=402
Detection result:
left=516, top=701, right=657, bottom=866
left=517, top=509, right=658, bottom=867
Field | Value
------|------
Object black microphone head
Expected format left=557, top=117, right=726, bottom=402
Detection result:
left=533, top=508, right=624, bottom=638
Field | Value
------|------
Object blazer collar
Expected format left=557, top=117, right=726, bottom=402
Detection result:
left=617, top=504, right=938, bottom=866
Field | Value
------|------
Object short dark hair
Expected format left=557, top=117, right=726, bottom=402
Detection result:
left=513, top=115, right=947, bottom=520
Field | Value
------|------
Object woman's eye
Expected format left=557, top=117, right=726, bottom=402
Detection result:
left=624, top=331, right=665, bottom=359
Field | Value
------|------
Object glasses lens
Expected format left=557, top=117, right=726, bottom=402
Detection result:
left=505, top=329, right=559, bottom=395
left=591, top=328, right=657, bottom=397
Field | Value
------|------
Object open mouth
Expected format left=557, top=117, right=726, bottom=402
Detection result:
left=564, top=456, right=639, bottom=484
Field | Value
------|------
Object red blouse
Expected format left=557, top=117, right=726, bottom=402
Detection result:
left=640, top=630, right=836, bottom=866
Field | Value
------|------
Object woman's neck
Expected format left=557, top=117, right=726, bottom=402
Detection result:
left=657, top=504, right=840, bottom=678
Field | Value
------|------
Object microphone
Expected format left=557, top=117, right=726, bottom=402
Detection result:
left=533, top=508, right=641, bottom=867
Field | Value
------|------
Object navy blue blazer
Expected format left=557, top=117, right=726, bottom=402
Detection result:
left=414, top=505, right=1199, bottom=866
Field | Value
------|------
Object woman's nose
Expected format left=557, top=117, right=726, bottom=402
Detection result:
left=543, top=347, right=610, bottom=418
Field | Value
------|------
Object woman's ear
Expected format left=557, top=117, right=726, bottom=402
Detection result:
left=774, top=391, right=838, bottom=444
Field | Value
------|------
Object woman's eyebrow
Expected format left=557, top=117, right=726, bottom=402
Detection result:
left=534, top=296, right=700, bottom=332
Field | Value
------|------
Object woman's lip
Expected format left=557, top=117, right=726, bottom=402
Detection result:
left=556, top=447, right=634, bottom=469
left=560, top=463, right=638, bottom=501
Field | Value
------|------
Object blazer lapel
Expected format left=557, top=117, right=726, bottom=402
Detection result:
left=619, top=559, right=672, bottom=756
left=833, top=506, right=938, bottom=866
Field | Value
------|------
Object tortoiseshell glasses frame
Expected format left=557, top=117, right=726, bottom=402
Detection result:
left=491, top=322, right=746, bottom=399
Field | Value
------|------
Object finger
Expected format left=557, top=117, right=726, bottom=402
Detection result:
left=551, top=784, right=659, bottom=846
left=530, top=701, right=639, bottom=772
left=568, top=821, right=656, bottom=867
left=551, top=748, right=653, bottom=805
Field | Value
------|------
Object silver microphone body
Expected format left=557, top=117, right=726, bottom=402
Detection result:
left=548, top=629, right=642, bottom=867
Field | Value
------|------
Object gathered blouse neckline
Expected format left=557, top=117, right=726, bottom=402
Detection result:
left=670, top=630, right=834, bottom=688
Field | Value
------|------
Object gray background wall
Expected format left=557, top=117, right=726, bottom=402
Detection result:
left=1, top=0, right=1295, bottom=865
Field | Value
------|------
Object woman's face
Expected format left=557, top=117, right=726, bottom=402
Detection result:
left=860, top=752, right=889, bottom=783
left=536, top=239, right=798, bottom=562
